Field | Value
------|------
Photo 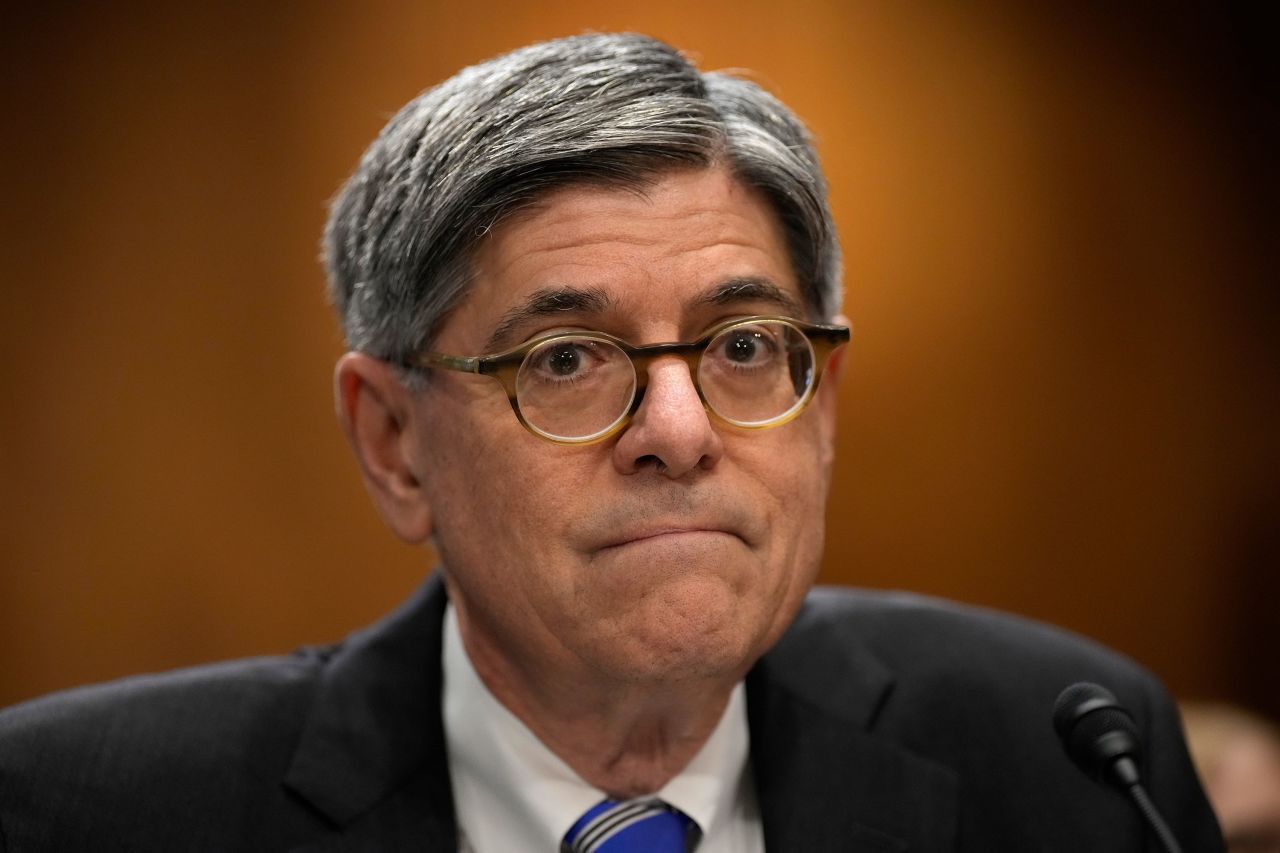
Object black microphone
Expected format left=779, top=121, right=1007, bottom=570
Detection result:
left=1053, top=682, right=1184, bottom=853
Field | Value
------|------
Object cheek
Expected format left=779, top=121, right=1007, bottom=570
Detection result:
left=754, top=425, right=832, bottom=580
left=420, top=409, right=593, bottom=570
left=753, top=422, right=833, bottom=518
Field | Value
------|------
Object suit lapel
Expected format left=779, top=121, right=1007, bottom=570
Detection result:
left=748, top=595, right=958, bottom=852
left=284, top=575, right=458, bottom=852
left=278, top=577, right=959, bottom=851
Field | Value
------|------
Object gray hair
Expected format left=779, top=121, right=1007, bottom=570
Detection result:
left=323, top=33, right=841, bottom=362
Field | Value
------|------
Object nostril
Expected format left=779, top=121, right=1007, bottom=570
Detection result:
left=635, top=454, right=666, bottom=473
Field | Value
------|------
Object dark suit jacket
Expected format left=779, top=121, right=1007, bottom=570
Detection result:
left=0, top=575, right=1222, bottom=851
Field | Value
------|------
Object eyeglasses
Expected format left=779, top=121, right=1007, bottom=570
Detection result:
left=409, top=315, right=850, bottom=445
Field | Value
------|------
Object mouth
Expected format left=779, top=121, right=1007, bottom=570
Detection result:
left=596, top=525, right=742, bottom=554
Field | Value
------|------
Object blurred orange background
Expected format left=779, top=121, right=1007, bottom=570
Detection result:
left=2, top=3, right=1275, bottom=719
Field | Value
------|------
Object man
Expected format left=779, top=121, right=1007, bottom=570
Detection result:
left=1183, top=703, right=1280, bottom=851
left=0, top=33, right=1221, bottom=852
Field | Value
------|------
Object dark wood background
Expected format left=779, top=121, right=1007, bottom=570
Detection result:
left=2, top=3, right=1275, bottom=720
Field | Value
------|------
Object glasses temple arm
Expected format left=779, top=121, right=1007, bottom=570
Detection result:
left=418, top=352, right=484, bottom=374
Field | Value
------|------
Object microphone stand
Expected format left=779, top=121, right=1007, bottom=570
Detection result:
left=1111, top=755, right=1184, bottom=853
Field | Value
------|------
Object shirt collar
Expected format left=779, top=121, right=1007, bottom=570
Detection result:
left=442, top=603, right=749, bottom=848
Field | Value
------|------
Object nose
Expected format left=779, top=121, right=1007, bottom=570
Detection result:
left=612, top=357, right=724, bottom=477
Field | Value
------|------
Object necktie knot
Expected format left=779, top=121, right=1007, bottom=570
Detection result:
left=562, top=797, right=700, bottom=853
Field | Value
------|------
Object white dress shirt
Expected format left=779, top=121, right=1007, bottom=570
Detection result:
left=443, top=604, right=764, bottom=852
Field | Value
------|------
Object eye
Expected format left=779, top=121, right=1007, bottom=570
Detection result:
left=712, top=326, right=779, bottom=370
left=545, top=344, right=583, bottom=376
left=524, top=339, right=609, bottom=384
left=724, top=331, right=761, bottom=363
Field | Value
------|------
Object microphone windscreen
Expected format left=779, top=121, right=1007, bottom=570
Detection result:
left=1053, top=682, right=1142, bottom=783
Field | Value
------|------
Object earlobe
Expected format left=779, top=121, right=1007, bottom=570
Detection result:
left=334, top=353, right=435, bottom=544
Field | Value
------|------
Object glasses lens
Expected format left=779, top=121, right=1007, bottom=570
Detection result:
left=515, top=337, right=636, bottom=440
left=699, top=320, right=815, bottom=426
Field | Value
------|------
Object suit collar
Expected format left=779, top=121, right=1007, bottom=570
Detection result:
left=747, top=589, right=958, bottom=851
left=282, top=579, right=958, bottom=851
left=284, top=574, right=456, bottom=849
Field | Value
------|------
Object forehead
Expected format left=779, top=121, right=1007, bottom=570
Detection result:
left=441, top=167, right=803, bottom=351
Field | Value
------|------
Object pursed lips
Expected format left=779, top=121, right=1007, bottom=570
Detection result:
left=580, top=495, right=761, bottom=556
left=596, top=524, right=743, bottom=553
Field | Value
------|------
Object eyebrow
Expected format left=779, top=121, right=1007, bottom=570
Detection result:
left=486, top=286, right=614, bottom=351
left=483, top=276, right=804, bottom=352
left=695, top=277, right=804, bottom=317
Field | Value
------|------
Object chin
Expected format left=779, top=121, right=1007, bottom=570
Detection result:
left=598, top=582, right=772, bottom=684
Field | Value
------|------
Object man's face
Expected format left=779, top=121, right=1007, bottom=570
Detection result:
left=410, top=166, right=841, bottom=689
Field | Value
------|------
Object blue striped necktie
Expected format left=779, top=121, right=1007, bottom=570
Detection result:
left=561, top=797, right=701, bottom=852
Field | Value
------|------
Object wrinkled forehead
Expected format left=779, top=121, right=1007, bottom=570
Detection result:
left=437, top=167, right=807, bottom=353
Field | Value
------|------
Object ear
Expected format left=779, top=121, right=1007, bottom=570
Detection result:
left=334, top=352, right=434, bottom=544
left=814, top=313, right=851, bottom=469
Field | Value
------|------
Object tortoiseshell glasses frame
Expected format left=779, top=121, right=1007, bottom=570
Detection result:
left=407, top=314, right=850, bottom=445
